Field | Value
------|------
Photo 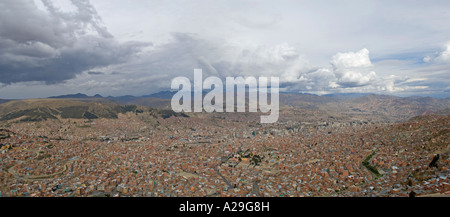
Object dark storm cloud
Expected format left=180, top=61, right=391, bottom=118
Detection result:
left=87, top=71, right=104, bottom=75
left=0, top=0, right=149, bottom=84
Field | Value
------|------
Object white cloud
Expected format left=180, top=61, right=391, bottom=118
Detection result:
left=423, top=42, right=450, bottom=64
left=329, top=48, right=377, bottom=87
left=331, top=48, right=373, bottom=69
left=230, top=43, right=310, bottom=82
left=434, top=42, right=450, bottom=63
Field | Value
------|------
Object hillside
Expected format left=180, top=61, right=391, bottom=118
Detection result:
left=277, top=93, right=449, bottom=122
left=0, top=98, right=186, bottom=122
left=124, top=97, right=172, bottom=109
left=0, top=99, right=10, bottom=105
left=0, top=92, right=448, bottom=123
left=338, top=94, right=450, bottom=120
left=42, top=91, right=450, bottom=122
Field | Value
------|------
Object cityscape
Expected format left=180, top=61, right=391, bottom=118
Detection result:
left=0, top=94, right=448, bottom=197
left=0, top=0, right=449, bottom=199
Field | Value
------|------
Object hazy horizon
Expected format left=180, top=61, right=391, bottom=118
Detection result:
left=2, top=90, right=449, bottom=101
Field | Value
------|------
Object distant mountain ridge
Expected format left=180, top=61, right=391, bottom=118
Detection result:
left=0, top=90, right=447, bottom=123
left=49, top=93, right=90, bottom=98
left=0, top=99, right=10, bottom=105
left=142, top=90, right=177, bottom=99
left=322, top=92, right=371, bottom=98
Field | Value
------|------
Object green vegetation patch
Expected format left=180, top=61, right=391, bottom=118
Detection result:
left=36, top=153, right=51, bottom=161
left=156, top=109, right=189, bottom=119
left=121, top=105, right=137, bottom=113
left=83, top=111, right=98, bottom=119
left=59, top=106, right=89, bottom=118
left=362, top=151, right=382, bottom=178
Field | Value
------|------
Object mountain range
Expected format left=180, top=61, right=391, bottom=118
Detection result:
left=0, top=91, right=448, bottom=123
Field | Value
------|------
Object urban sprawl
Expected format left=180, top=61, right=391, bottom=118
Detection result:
left=0, top=112, right=448, bottom=197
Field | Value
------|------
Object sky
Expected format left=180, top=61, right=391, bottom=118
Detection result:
left=0, top=0, right=449, bottom=99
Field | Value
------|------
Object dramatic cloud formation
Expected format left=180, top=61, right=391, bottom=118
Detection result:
left=0, top=0, right=449, bottom=98
left=0, top=0, right=148, bottom=84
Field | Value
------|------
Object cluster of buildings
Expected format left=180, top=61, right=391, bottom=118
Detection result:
left=0, top=113, right=448, bottom=197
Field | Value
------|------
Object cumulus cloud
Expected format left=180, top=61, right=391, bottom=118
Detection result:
left=284, top=48, right=426, bottom=95
left=424, top=42, right=450, bottom=64
left=437, top=44, right=450, bottom=62
left=0, top=0, right=149, bottom=84
left=331, top=48, right=373, bottom=68
left=330, top=48, right=377, bottom=87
